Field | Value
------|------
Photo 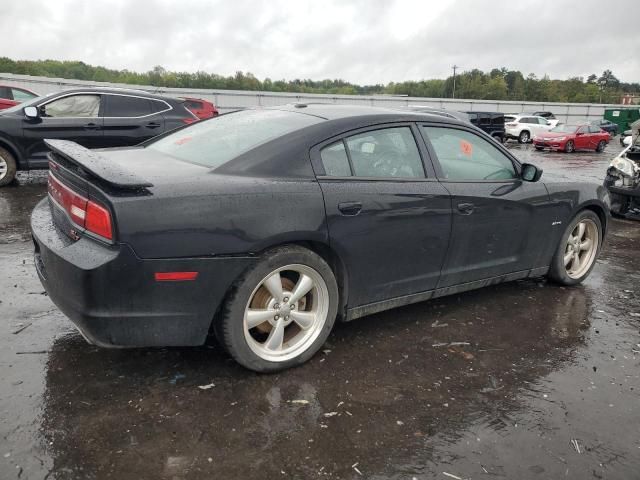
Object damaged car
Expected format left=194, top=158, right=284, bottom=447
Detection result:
left=604, top=133, right=640, bottom=218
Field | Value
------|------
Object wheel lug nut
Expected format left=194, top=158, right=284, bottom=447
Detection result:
left=273, top=303, right=279, bottom=310
left=274, top=315, right=280, bottom=320
left=290, top=304, right=295, bottom=309
left=283, top=297, right=289, bottom=302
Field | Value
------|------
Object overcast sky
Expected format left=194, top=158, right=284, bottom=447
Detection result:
left=2, top=0, right=639, bottom=84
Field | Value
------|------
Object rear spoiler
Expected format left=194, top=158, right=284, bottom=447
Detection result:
left=45, top=139, right=153, bottom=188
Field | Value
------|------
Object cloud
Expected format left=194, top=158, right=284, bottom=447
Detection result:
left=1, top=0, right=638, bottom=84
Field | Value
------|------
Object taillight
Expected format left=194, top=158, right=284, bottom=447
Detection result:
left=48, top=171, right=113, bottom=240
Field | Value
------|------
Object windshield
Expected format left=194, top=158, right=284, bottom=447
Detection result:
left=1, top=92, right=55, bottom=114
left=551, top=124, right=579, bottom=133
left=147, top=109, right=322, bottom=168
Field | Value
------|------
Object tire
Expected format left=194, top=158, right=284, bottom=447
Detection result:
left=215, top=245, right=339, bottom=372
left=548, top=210, right=602, bottom=286
left=564, top=140, right=575, bottom=153
left=518, top=130, right=530, bottom=144
left=0, top=146, right=17, bottom=187
left=596, top=140, right=606, bottom=152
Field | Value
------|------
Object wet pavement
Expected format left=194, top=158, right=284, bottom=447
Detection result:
left=1, top=142, right=639, bottom=479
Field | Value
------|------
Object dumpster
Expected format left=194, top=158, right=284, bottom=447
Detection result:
left=604, top=108, right=640, bottom=132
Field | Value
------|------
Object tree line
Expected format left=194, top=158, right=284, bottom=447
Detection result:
left=1, top=57, right=637, bottom=104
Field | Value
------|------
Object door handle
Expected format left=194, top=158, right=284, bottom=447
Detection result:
left=457, top=202, right=475, bottom=215
left=338, top=201, right=362, bottom=216
left=146, top=122, right=161, bottom=129
left=84, top=123, right=101, bottom=130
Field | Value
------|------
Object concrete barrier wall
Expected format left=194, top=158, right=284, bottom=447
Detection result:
left=0, top=72, right=631, bottom=123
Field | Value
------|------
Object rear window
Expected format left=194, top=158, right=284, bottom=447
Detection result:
left=147, top=109, right=322, bottom=168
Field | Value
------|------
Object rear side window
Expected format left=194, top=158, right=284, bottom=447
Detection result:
left=12, top=88, right=36, bottom=102
left=104, top=95, right=152, bottom=117
left=320, top=141, right=351, bottom=176
left=150, top=100, right=168, bottom=113
left=0, top=86, right=10, bottom=99
left=148, top=109, right=322, bottom=168
left=589, top=125, right=602, bottom=133
left=185, top=100, right=203, bottom=110
left=344, top=127, right=425, bottom=179
left=41, top=94, right=101, bottom=118
left=421, top=126, right=517, bottom=181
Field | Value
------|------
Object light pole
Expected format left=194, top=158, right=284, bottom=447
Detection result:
left=452, top=65, right=459, bottom=99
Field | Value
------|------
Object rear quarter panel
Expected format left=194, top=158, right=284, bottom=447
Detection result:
left=114, top=174, right=328, bottom=259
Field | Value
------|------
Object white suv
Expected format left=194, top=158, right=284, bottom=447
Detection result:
left=504, top=115, right=554, bottom=143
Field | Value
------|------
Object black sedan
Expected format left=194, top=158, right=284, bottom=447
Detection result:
left=0, top=88, right=198, bottom=186
left=31, top=105, right=610, bottom=372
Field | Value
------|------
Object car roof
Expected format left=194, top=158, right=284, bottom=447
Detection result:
left=53, top=87, right=176, bottom=102
left=268, top=103, right=466, bottom=125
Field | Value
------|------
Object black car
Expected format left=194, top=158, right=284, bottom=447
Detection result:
left=31, top=105, right=609, bottom=372
left=589, top=119, right=618, bottom=136
left=525, top=111, right=557, bottom=121
left=465, top=111, right=505, bottom=142
left=0, top=88, right=198, bottom=186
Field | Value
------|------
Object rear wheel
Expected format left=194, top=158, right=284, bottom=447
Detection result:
left=518, top=130, right=530, bottom=143
left=548, top=210, right=602, bottom=286
left=596, top=140, right=606, bottom=152
left=564, top=140, right=575, bottom=153
left=0, top=146, right=17, bottom=187
left=216, top=246, right=338, bottom=372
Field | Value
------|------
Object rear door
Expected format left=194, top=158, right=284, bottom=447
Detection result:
left=312, top=124, right=452, bottom=308
left=22, top=93, right=104, bottom=168
left=419, top=124, right=552, bottom=287
left=101, top=94, right=167, bottom=147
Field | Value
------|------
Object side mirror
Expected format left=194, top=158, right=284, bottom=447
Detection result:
left=521, top=163, right=542, bottom=182
left=24, top=106, right=39, bottom=119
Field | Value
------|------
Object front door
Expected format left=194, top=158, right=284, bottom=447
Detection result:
left=419, top=124, right=553, bottom=288
left=313, top=124, right=452, bottom=308
left=22, top=93, right=104, bottom=169
left=574, top=125, right=592, bottom=150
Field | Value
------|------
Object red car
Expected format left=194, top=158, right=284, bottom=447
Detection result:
left=533, top=123, right=609, bottom=153
left=181, top=97, right=219, bottom=120
left=0, top=85, right=39, bottom=110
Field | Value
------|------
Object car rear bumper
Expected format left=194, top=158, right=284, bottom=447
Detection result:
left=31, top=198, right=255, bottom=347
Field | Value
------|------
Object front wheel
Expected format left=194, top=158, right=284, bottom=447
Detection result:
left=564, top=140, right=575, bottom=153
left=548, top=210, right=602, bottom=286
left=596, top=140, right=606, bottom=152
left=216, top=246, right=338, bottom=372
left=0, top=146, right=17, bottom=187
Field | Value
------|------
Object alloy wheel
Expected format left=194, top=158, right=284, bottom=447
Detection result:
left=0, top=157, right=7, bottom=181
left=564, top=219, right=599, bottom=279
left=243, top=264, right=329, bottom=362
left=565, top=141, right=574, bottom=153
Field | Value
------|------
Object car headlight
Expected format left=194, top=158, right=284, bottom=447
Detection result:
left=611, top=157, right=636, bottom=177
left=554, top=136, right=566, bottom=141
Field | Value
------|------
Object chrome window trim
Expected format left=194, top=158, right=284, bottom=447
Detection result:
left=37, top=91, right=173, bottom=119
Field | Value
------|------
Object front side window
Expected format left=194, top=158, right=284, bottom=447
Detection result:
left=148, top=109, right=321, bottom=168
left=320, top=141, right=351, bottom=176
left=104, top=95, right=152, bottom=117
left=11, top=88, right=36, bottom=102
left=41, top=94, right=101, bottom=118
left=421, top=126, right=517, bottom=181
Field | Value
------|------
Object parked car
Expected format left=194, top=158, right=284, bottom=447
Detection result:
left=603, top=136, right=640, bottom=219
left=504, top=114, right=554, bottom=143
left=181, top=97, right=219, bottom=120
left=0, top=85, right=38, bottom=110
left=31, top=105, right=609, bottom=372
left=465, top=111, right=505, bottom=142
left=533, top=124, right=610, bottom=153
left=523, top=111, right=560, bottom=128
left=0, top=88, right=198, bottom=186
left=589, top=119, right=619, bottom=136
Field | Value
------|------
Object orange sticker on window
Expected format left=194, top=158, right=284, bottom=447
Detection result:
left=460, top=140, right=473, bottom=156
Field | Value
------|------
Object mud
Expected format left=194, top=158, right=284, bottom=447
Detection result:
left=1, top=143, right=638, bottom=479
